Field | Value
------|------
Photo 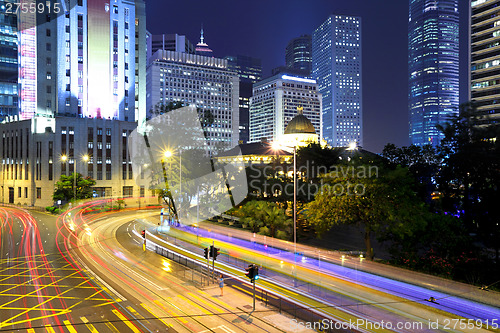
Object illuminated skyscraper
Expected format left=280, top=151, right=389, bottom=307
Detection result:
left=312, top=15, right=362, bottom=147
left=147, top=50, right=239, bottom=149
left=408, top=0, right=459, bottom=146
left=0, top=0, right=148, bottom=207
left=0, top=0, right=18, bottom=121
left=285, top=35, right=312, bottom=74
left=249, top=73, right=321, bottom=143
left=470, top=0, right=500, bottom=126
left=15, top=0, right=146, bottom=122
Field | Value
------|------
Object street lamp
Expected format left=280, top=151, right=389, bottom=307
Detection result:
left=272, top=142, right=297, bottom=257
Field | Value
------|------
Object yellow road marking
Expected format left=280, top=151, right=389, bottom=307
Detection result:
left=112, top=309, right=141, bottom=333
left=104, top=321, right=120, bottom=333
left=45, top=324, right=56, bottom=333
left=141, top=302, right=172, bottom=327
left=177, top=295, right=211, bottom=315
left=80, top=316, right=99, bottom=333
left=197, top=290, right=237, bottom=311
left=232, top=285, right=265, bottom=301
left=92, top=300, right=120, bottom=308
left=0, top=294, right=108, bottom=300
left=0, top=311, right=70, bottom=328
left=126, top=306, right=150, bottom=325
left=63, top=320, right=78, bottom=333
left=188, top=292, right=224, bottom=313
left=27, top=329, right=35, bottom=333
left=154, top=300, right=188, bottom=324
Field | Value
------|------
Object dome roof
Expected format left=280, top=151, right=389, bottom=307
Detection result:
left=284, top=109, right=316, bottom=135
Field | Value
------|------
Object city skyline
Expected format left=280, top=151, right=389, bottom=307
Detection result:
left=145, top=0, right=471, bottom=153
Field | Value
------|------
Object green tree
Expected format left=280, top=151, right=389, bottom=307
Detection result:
left=296, top=143, right=342, bottom=182
left=236, top=200, right=291, bottom=238
left=305, top=166, right=428, bottom=260
left=436, top=102, right=500, bottom=260
left=53, top=173, right=96, bottom=202
left=382, top=143, right=440, bottom=202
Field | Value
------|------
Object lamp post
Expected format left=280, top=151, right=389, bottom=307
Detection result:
left=62, top=154, right=88, bottom=202
left=61, top=155, right=69, bottom=201
left=163, top=150, right=172, bottom=222
left=272, top=142, right=297, bottom=257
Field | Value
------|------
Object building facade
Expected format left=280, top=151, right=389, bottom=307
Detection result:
left=0, top=117, right=141, bottom=207
left=408, top=0, right=460, bottom=146
left=14, top=0, right=147, bottom=122
left=225, top=55, right=262, bottom=144
left=249, top=74, right=322, bottom=143
left=0, top=0, right=148, bottom=207
left=285, top=35, right=312, bottom=75
left=0, top=1, right=18, bottom=121
left=146, top=50, right=240, bottom=149
left=312, top=15, right=363, bottom=148
left=471, top=0, right=500, bottom=126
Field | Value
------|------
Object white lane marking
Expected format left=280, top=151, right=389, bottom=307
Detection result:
left=92, top=225, right=164, bottom=291
left=68, top=236, right=127, bottom=302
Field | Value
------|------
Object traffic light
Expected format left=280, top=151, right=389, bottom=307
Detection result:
left=204, top=247, right=209, bottom=259
left=245, top=264, right=259, bottom=282
left=209, top=245, right=215, bottom=258
left=141, top=230, right=146, bottom=239
left=213, top=248, right=220, bottom=260
left=253, top=265, right=259, bottom=281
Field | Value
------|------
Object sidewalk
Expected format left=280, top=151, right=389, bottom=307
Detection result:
left=200, top=282, right=316, bottom=333
left=197, top=221, right=500, bottom=308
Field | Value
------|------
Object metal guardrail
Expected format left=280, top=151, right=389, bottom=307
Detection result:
left=153, top=245, right=212, bottom=287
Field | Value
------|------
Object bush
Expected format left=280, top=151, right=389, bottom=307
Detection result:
left=276, top=230, right=288, bottom=240
left=45, top=206, right=56, bottom=213
left=259, top=226, right=270, bottom=236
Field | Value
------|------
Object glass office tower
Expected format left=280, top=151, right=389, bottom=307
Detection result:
left=285, top=35, right=312, bottom=74
left=0, top=0, right=18, bottom=121
left=408, top=0, right=459, bottom=146
left=312, top=15, right=362, bottom=147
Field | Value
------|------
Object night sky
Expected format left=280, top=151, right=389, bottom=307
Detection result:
left=146, top=0, right=470, bottom=153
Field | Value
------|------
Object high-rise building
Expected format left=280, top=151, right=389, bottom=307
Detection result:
left=0, top=1, right=18, bottom=121
left=0, top=0, right=149, bottom=207
left=135, top=0, right=147, bottom=130
left=312, top=15, right=362, bottom=147
left=285, top=35, right=312, bottom=74
left=147, top=50, right=239, bottom=149
left=195, top=26, right=213, bottom=57
left=14, top=0, right=146, bottom=122
left=249, top=74, right=322, bottom=143
left=470, top=0, right=500, bottom=126
left=408, top=0, right=459, bottom=146
left=225, top=55, right=262, bottom=143
left=147, top=33, right=195, bottom=59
